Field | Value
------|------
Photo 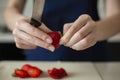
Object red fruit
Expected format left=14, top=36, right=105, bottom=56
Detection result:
left=59, top=68, right=67, bottom=76
left=48, top=68, right=61, bottom=79
left=13, top=64, right=43, bottom=78
left=48, top=68, right=67, bottom=79
left=27, top=67, right=42, bottom=78
left=48, top=32, right=61, bottom=48
left=21, top=64, right=32, bottom=72
left=15, top=69, right=28, bottom=78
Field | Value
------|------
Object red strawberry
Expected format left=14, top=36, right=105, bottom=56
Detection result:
left=13, top=64, right=43, bottom=78
left=48, top=68, right=61, bottom=79
left=59, top=68, right=67, bottom=76
left=27, top=66, right=42, bottom=78
left=48, top=68, right=67, bottom=79
left=48, top=32, right=61, bottom=48
left=21, top=64, right=32, bottom=72
left=15, top=69, right=28, bottom=78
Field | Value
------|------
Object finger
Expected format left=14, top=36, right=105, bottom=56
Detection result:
left=14, top=34, right=37, bottom=49
left=60, top=14, right=91, bottom=45
left=39, top=23, right=52, bottom=33
left=63, top=23, right=72, bottom=35
left=66, top=20, right=95, bottom=47
left=16, top=19, right=52, bottom=44
left=29, top=17, right=52, bottom=33
left=15, top=42, right=37, bottom=49
left=14, top=36, right=36, bottom=46
left=71, top=32, right=96, bottom=51
left=13, top=29, right=55, bottom=51
left=59, top=23, right=72, bottom=44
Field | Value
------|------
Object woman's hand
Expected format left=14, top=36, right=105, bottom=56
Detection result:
left=60, top=14, right=98, bottom=51
left=13, top=17, right=55, bottom=51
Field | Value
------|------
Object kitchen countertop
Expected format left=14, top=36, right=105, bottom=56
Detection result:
left=0, top=61, right=120, bottom=80
left=0, top=61, right=102, bottom=80
left=94, top=62, right=120, bottom=80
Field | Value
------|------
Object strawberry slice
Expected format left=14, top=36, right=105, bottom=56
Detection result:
left=21, top=64, right=32, bottom=72
left=48, top=67, right=67, bottom=79
left=48, top=32, right=61, bottom=48
left=27, top=66, right=42, bottom=78
left=15, top=69, right=28, bottom=78
left=59, top=68, right=67, bottom=76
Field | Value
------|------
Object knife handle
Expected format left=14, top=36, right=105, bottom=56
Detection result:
left=30, top=18, right=41, bottom=28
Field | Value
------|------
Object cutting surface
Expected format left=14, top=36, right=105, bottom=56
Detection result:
left=0, top=61, right=101, bottom=80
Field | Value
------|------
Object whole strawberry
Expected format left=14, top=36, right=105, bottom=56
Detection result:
left=48, top=32, right=61, bottom=48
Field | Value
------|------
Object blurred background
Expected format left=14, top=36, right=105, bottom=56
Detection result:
left=0, top=0, right=120, bottom=61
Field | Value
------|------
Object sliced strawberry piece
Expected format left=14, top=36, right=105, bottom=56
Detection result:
left=15, top=69, right=28, bottom=78
left=27, top=66, right=42, bottom=78
left=48, top=67, right=67, bottom=79
left=21, top=64, right=32, bottom=72
left=48, top=69, right=61, bottom=79
left=59, top=68, right=67, bottom=76
left=48, top=32, right=61, bottom=48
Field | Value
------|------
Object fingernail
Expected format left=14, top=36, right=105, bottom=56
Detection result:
left=46, top=38, right=52, bottom=43
left=48, top=46, right=55, bottom=52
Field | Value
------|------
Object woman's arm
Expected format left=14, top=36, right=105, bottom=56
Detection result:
left=4, top=0, right=26, bottom=31
left=4, top=0, right=54, bottom=51
left=61, top=0, right=120, bottom=50
left=96, top=0, right=120, bottom=41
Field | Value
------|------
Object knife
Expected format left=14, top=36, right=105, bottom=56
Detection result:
left=30, top=0, right=45, bottom=28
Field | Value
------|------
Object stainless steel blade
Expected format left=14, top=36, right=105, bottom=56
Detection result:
left=30, top=0, right=45, bottom=27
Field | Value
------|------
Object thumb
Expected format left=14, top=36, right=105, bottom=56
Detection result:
left=38, top=23, right=52, bottom=33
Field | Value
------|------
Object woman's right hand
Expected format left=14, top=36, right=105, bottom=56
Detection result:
left=13, top=17, right=55, bottom=52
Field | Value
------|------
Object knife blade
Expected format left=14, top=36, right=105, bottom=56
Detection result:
left=30, top=0, right=45, bottom=27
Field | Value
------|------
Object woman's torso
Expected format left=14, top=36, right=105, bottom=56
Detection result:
left=26, top=0, right=108, bottom=61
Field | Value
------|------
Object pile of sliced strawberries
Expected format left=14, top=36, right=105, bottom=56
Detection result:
left=13, top=64, right=42, bottom=78
left=13, top=64, right=67, bottom=79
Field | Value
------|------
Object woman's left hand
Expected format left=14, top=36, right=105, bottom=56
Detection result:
left=60, top=14, right=99, bottom=51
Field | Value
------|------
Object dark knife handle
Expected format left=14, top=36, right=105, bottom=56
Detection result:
left=30, top=18, right=41, bottom=28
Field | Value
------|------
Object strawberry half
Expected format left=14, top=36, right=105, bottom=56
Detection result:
left=48, top=67, right=67, bottom=79
left=27, top=66, right=42, bottom=78
left=15, top=69, right=28, bottom=78
left=21, top=64, right=32, bottom=72
left=48, top=32, right=61, bottom=48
